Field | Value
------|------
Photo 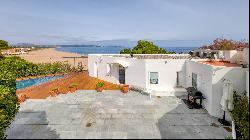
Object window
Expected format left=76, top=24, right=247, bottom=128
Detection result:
left=192, top=73, right=197, bottom=89
left=150, top=72, right=158, bottom=84
left=106, top=63, right=111, bottom=76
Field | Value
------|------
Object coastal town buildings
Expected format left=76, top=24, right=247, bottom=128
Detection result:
left=1, top=48, right=30, bottom=55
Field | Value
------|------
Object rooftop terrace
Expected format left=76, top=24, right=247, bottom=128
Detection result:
left=199, top=61, right=241, bottom=67
left=17, top=72, right=121, bottom=99
left=8, top=90, right=231, bottom=139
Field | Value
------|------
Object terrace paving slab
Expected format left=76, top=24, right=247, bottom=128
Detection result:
left=7, top=90, right=230, bottom=139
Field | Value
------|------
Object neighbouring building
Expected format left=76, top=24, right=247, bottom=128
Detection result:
left=1, top=48, right=30, bottom=55
left=88, top=50, right=249, bottom=119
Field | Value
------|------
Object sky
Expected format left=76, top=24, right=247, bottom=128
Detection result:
left=0, top=0, right=249, bottom=47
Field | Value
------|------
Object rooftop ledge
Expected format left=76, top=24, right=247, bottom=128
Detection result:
left=88, top=54, right=194, bottom=59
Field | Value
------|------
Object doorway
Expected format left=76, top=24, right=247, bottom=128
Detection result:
left=176, top=71, right=184, bottom=87
left=119, top=65, right=125, bottom=84
left=192, top=73, right=197, bottom=89
left=94, top=62, right=98, bottom=77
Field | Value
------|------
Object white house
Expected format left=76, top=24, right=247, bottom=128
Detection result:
left=88, top=52, right=249, bottom=119
left=88, top=54, right=191, bottom=94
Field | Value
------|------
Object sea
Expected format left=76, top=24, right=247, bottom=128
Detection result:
left=56, top=45, right=198, bottom=55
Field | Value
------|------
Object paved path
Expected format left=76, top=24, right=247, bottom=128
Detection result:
left=7, top=90, right=231, bottom=139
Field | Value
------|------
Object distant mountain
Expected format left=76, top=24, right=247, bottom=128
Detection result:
left=60, top=44, right=124, bottom=48
left=83, top=39, right=137, bottom=47
left=60, top=45, right=101, bottom=47
left=13, top=43, right=36, bottom=46
left=11, top=39, right=211, bottom=48
left=79, top=39, right=209, bottom=48
left=10, top=43, right=60, bottom=48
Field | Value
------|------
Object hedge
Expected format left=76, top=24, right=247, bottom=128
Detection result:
left=0, top=56, right=73, bottom=78
left=0, top=80, right=18, bottom=139
left=231, top=93, right=249, bottom=139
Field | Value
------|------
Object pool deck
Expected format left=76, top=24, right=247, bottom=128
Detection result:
left=7, top=90, right=231, bottom=139
left=17, top=72, right=122, bottom=99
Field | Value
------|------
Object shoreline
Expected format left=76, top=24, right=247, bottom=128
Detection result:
left=17, top=48, right=88, bottom=69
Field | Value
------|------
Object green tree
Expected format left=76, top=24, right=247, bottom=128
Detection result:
left=0, top=40, right=10, bottom=51
left=120, top=48, right=131, bottom=54
left=120, top=40, right=175, bottom=54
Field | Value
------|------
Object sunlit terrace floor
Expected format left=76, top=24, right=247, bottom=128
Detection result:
left=17, top=72, right=121, bottom=99
left=8, top=90, right=231, bottom=139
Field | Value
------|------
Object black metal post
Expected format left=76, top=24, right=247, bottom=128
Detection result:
left=218, top=111, right=230, bottom=126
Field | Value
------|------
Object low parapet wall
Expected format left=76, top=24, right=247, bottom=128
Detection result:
left=89, top=54, right=192, bottom=59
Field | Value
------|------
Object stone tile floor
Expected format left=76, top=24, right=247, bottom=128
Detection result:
left=7, top=90, right=231, bottom=139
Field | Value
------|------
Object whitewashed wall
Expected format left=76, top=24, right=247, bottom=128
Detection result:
left=211, top=67, right=246, bottom=119
left=88, top=54, right=147, bottom=87
left=223, top=50, right=237, bottom=62
left=88, top=54, right=189, bottom=91
left=243, top=48, right=249, bottom=64
left=186, top=60, right=213, bottom=115
left=186, top=60, right=247, bottom=119
left=144, top=59, right=186, bottom=91
left=223, top=50, right=245, bottom=64
left=125, top=59, right=147, bottom=88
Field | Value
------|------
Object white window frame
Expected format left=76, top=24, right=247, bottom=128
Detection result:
left=149, top=72, right=159, bottom=85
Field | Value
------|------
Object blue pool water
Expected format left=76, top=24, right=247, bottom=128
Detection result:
left=16, top=75, right=64, bottom=90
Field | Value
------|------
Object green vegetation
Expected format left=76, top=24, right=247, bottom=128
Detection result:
left=231, top=93, right=249, bottom=139
left=200, top=38, right=249, bottom=50
left=0, top=62, right=18, bottom=139
left=69, top=83, right=78, bottom=88
left=0, top=57, right=73, bottom=138
left=226, top=136, right=233, bottom=139
left=0, top=56, right=72, bottom=78
left=0, top=39, right=74, bottom=138
left=51, top=87, right=59, bottom=92
left=96, top=82, right=105, bottom=87
left=120, top=40, right=176, bottom=54
left=0, top=85, right=18, bottom=139
left=0, top=40, right=10, bottom=51
left=0, top=40, right=17, bottom=139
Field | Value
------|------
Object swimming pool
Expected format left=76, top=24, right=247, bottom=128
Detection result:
left=16, top=75, right=65, bottom=90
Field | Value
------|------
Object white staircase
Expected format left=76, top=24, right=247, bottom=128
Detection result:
left=147, top=87, right=187, bottom=97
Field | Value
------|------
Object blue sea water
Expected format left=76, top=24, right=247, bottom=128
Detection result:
left=56, top=45, right=198, bottom=55
left=16, top=75, right=64, bottom=90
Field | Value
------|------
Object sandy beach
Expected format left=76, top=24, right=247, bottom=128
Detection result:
left=18, top=48, right=88, bottom=70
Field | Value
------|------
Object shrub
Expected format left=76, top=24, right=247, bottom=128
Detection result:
left=51, top=87, right=59, bottom=92
left=231, top=93, right=249, bottom=139
left=96, top=82, right=105, bottom=87
left=0, top=85, right=19, bottom=139
left=0, top=57, right=73, bottom=78
left=69, top=83, right=78, bottom=88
